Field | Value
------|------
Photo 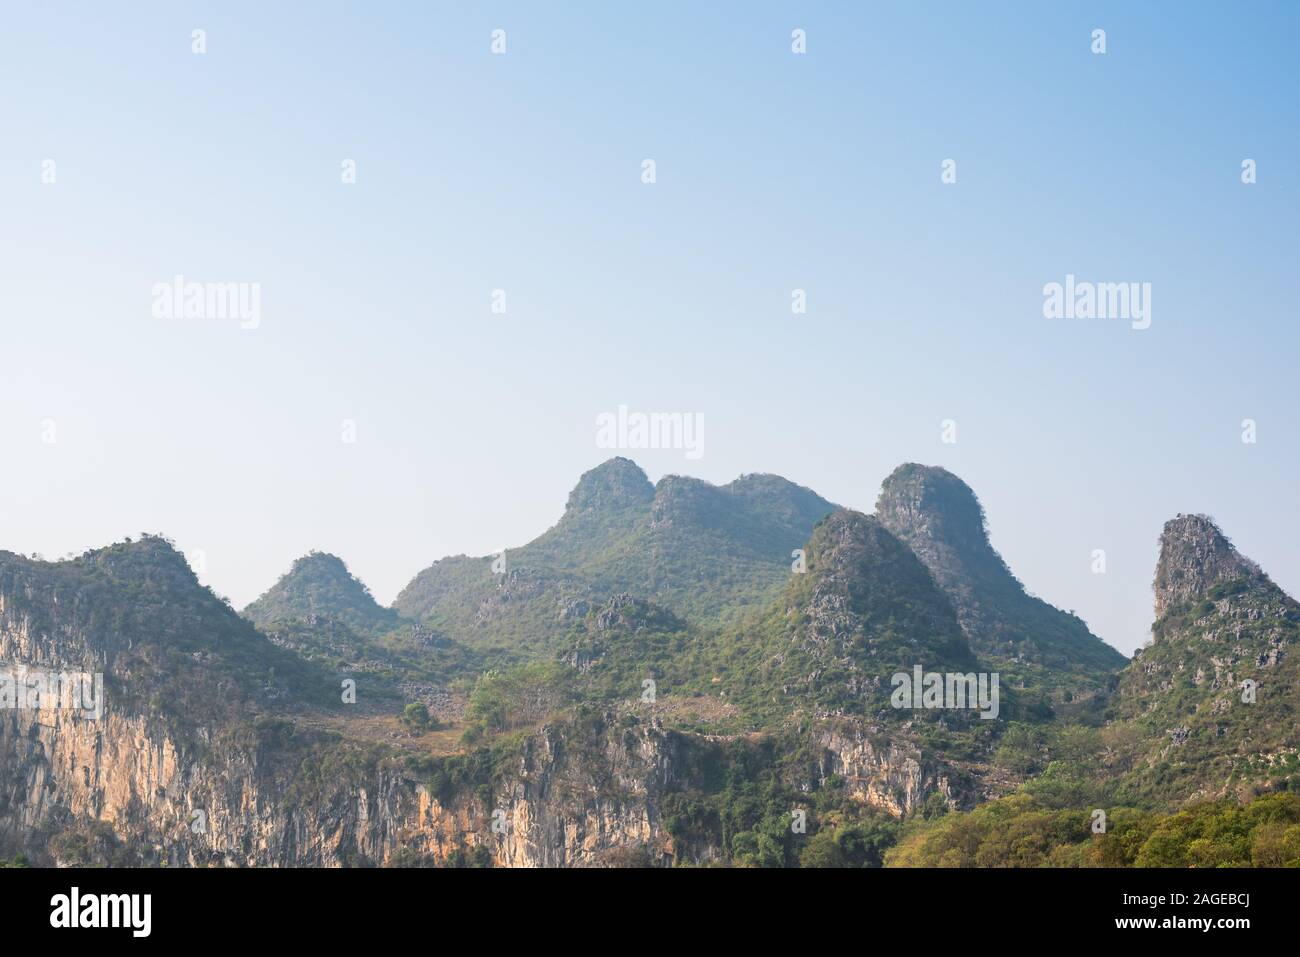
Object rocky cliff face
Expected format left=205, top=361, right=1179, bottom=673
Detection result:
left=0, top=692, right=718, bottom=867
left=810, top=722, right=968, bottom=816
left=1, top=540, right=957, bottom=867
left=1, top=684, right=952, bottom=867
left=1107, top=515, right=1300, bottom=805
left=1152, top=514, right=1262, bottom=621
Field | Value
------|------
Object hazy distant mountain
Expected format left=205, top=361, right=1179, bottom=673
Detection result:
left=241, top=551, right=473, bottom=701
left=243, top=552, right=401, bottom=636
left=393, top=457, right=836, bottom=661
left=876, top=464, right=1126, bottom=705
left=1108, top=514, right=1300, bottom=805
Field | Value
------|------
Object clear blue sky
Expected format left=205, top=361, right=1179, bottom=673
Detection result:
left=2, top=2, right=1296, bottom=655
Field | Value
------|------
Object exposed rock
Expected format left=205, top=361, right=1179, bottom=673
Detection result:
left=1153, top=514, right=1262, bottom=621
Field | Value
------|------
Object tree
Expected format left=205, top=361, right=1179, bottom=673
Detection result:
left=400, top=702, right=433, bottom=734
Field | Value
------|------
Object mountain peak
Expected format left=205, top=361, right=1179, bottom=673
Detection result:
left=805, top=509, right=909, bottom=580
left=750, top=508, right=976, bottom=714
left=1153, top=514, right=1262, bottom=619
left=876, top=463, right=991, bottom=557
left=0, top=535, right=334, bottom=716
left=876, top=464, right=1126, bottom=686
left=565, top=457, right=654, bottom=513
left=1114, top=515, right=1297, bottom=803
left=244, top=551, right=398, bottom=634
left=800, top=509, right=967, bottom=648
left=289, top=551, right=350, bottom=576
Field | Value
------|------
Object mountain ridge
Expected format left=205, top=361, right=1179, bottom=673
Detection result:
left=392, top=457, right=838, bottom=661
left=875, top=463, right=1126, bottom=706
left=6, top=464, right=1298, bottom=868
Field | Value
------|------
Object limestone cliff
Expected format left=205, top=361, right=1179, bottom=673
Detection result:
left=1, top=540, right=962, bottom=867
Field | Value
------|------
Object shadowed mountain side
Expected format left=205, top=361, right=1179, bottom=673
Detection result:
left=876, top=464, right=1126, bottom=708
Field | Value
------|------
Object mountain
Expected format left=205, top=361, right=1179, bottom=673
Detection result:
left=0, top=532, right=958, bottom=866
left=0, top=535, right=726, bottom=867
left=7, top=479, right=1296, bottom=868
left=0, top=537, right=337, bottom=723
left=243, top=552, right=401, bottom=636
left=242, top=552, right=476, bottom=714
left=875, top=464, right=1126, bottom=705
left=714, top=509, right=979, bottom=725
left=557, top=593, right=707, bottom=706
left=1107, top=514, right=1300, bottom=805
left=0, top=537, right=368, bottom=865
left=393, top=457, right=837, bottom=661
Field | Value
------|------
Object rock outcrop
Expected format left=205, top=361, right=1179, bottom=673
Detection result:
left=1152, top=514, right=1262, bottom=621
left=1107, top=515, right=1300, bottom=806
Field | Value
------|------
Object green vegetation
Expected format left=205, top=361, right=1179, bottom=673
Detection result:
left=243, top=551, right=401, bottom=636
left=1105, top=570, right=1300, bottom=806
left=886, top=789, right=1300, bottom=868
left=400, top=702, right=438, bottom=733
left=393, top=459, right=835, bottom=665
left=876, top=463, right=1128, bottom=707
left=460, top=662, right=576, bottom=744
left=0, top=537, right=344, bottom=730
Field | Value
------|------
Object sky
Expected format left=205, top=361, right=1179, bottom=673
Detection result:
left=1, top=2, right=1297, bottom=656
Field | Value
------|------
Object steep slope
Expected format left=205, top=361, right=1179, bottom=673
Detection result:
left=716, top=509, right=979, bottom=724
left=0, top=534, right=942, bottom=866
left=393, top=457, right=836, bottom=662
left=876, top=464, right=1126, bottom=706
left=473, top=509, right=1016, bottom=817
left=559, top=594, right=710, bottom=705
left=1106, top=515, right=1300, bottom=806
left=0, top=537, right=339, bottom=724
left=0, top=536, right=727, bottom=866
left=711, top=508, right=1015, bottom=811
left=0, top=537, right=356, bottom=863
left=243, top=551, right=401, bottom=636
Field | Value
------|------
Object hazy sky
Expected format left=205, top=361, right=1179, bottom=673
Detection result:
left=2, top=2, right=1297, bottom=656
